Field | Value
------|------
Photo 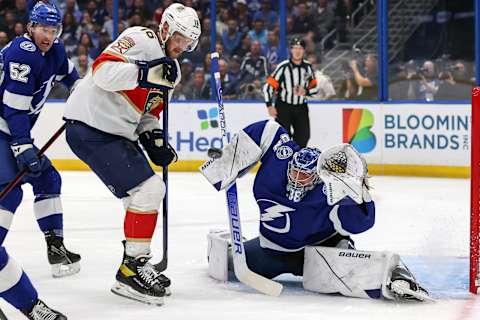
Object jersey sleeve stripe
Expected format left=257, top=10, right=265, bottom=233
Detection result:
left=266, top=76, right=279, bottom=90
left=259, top=120, right=280, bottom=156
left=3, top=90, right=33, bottom=110
left=328, top=205, right=352, bottom=236
left=92, top=50, right=129, bottom=74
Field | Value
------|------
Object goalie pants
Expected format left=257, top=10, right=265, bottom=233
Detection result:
left=231, top=234, right=351, bottom=279
left=65, top=120, right=154, bottom=198
left=275, top=101, right=310, bottom=148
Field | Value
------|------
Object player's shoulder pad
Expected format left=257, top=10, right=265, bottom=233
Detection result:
left=4, top=37, right=42, bottom=66
left=243, top=120, right=285, bottom=154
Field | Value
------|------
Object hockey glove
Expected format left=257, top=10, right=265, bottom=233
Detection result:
left=139, top=129, right=178, bottom=167
left=136, top=57, right=177, bottom=90
left=10, top=138, right=51, bottom=177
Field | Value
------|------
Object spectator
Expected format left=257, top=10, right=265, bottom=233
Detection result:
left=86, top=0, right=107, bottom=26
left=103, top=7, right=127, bottom=39
left=71, top=44, right=94, bottom=70
left=239, top=40, right=269, bottom=84
left=0, top=10, right=16, bottom=40
left=128, top=12, right=145, bottom=27
left=313, top=0, right=335, bottom=42
left=75, top=54, right=91, bottom=78
left=259, top=1, right=278, bottom=30
left=437, top=61, right=471, bottom=100
left=248, top=15, right=268, bottom=48
left=416, top=60, right=438, bottom=101
left=186, top=67, right=210, bottom=100
left=223, top=54, right=243, bottom=99
left=291, top=2, right=315, bottom=35
left=235, top=0, right=251, bottom=34
left=132, top=0, right=152, bottom=20
left=63, top=12, right=80, bottom=56
left=13, top=21, right=23, bottom=38
left=348, top=53, right=378, bottom=100
left=221, top=18, right=242, bottom=57
left=180, top=58, right=194, bottom=88
left=216, top=7, right=229, bottom=37
left=60, top=0, right=82, bottom=23
left=78, top=11, right=95, bottom=36
left=79, top=32, right=99, bottom=59
left=263, top=31, right=281, bottom=72
left=0, top=31, right=8, bottom=49
left=14, top=0, right=28, bottom=24
left=232, top=33, right=251, bottom=58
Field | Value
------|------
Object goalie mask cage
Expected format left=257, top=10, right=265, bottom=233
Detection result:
left=471, top=87, right=480, bottom=294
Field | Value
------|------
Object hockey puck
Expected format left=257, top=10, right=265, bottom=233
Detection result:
left=207, top=147, right=223, bottom=159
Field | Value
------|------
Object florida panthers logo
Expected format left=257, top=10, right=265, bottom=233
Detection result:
left=257, top=199, right=295, bottom=234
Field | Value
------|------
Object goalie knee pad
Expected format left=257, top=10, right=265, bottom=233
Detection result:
left=207, top=229, right=231, bottom=281
left=127, top=175, right=165, bottom=212
left=303, top=246, right=399, bottom=299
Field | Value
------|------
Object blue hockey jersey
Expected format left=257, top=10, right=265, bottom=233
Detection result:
left=0, top=35, right=79, bottom=140
left=243, top=120, right=375, bottom=253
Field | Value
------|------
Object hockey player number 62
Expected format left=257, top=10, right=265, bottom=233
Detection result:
left=9, top=62, right=30, bottom=83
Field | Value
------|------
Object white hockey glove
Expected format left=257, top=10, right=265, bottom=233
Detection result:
left=136, top=57, right=177, bottom=90
left=318, top=143, right=371, bottom=205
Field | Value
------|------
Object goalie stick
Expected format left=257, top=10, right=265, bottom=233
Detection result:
left=209, top=52, right=282, bottom=297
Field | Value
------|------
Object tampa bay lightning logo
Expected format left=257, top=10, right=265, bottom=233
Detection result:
left=257, top=199, right=295, bottom=234
left=275, top=145, right=293, bottom=160
left=20, top=41, right=36, bottom=52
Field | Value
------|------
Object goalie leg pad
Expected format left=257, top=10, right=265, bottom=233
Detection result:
left=303, top=246, right=399, bottom=299
left=207, top=229, right=231, bottom=281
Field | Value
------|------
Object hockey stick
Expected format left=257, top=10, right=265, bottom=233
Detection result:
left=0, top=307, right=7, bottom=320
left=0, top=124, right=66, bottom=201
left=154, top=89, right=169, bottom=273
left=209, top=52, right=283, bottom=296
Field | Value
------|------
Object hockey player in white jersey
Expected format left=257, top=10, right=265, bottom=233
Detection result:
left=203, top=120, right=431, bottom=302
left=63, top=3, right=201, bottom=305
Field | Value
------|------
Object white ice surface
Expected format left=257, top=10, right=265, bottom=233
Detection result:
left=0, top=172, right=479, bottom=320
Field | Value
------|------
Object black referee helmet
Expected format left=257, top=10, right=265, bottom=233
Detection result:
left=290, top=37, right=306, bottom=49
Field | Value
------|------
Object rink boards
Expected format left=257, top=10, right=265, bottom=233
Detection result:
left=32, top=101, right=471, bottom=178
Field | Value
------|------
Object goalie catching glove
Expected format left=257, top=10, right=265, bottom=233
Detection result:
left=139, top=129, right=178, bottom=167
left=136, top=57, right=178, bottom=90
left=318, top=143, right=371, bottom=205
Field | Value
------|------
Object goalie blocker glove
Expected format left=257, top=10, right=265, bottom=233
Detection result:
left=139, top=129, right=178, bottom=167
left=136, top=57, right=177, bottom=90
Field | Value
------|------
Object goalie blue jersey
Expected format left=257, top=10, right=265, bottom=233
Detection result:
left=0, top=35, right=79, bottom=140
left=243, top=120, right=375, bottom=253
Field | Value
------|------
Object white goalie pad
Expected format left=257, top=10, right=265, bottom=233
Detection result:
left=200, top=131, right=262, bottom=191
left=303, top=246, right=399, bottom=299
left=318, top=143, right=370, bottom=205
left=207, top=229, right=231, bottom=281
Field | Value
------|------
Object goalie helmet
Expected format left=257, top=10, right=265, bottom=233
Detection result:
left=287, top=147, right=321, bottom=202
left=160, top=3, right=201, bottom=52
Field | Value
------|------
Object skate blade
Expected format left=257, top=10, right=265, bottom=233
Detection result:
left=111, top=281, right=165, bottom=306
left=52, top=261, right=81, bottom=278
left=390, top=282, right=435, bottom=302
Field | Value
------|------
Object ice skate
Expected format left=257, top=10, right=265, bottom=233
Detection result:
left=111, top=250, right=165, bottom=306
left=45, top=231, right=81, bottom=278
left=388, top=264, right=433, bottom=302
left=23, top=299, right=67, bottom=320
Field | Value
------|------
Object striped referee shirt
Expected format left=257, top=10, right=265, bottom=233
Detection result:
left=263, top=59, right=318, bottom=106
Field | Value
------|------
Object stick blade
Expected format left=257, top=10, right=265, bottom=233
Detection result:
left=234, top=263, right=283, bottom=297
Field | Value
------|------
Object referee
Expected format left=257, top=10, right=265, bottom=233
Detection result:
left=263, top=38, right=318, bottom=147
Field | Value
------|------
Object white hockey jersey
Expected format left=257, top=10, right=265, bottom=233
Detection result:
left=64, top=26, right=181, bottom=141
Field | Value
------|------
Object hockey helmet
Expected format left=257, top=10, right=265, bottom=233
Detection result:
left=287, top=147, right=321, bottom=201
left=289, top=37, right=306, bottom=49
left=160, top=3, right=201, bottom=52
left=29, top=1, right=63, bottom=37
